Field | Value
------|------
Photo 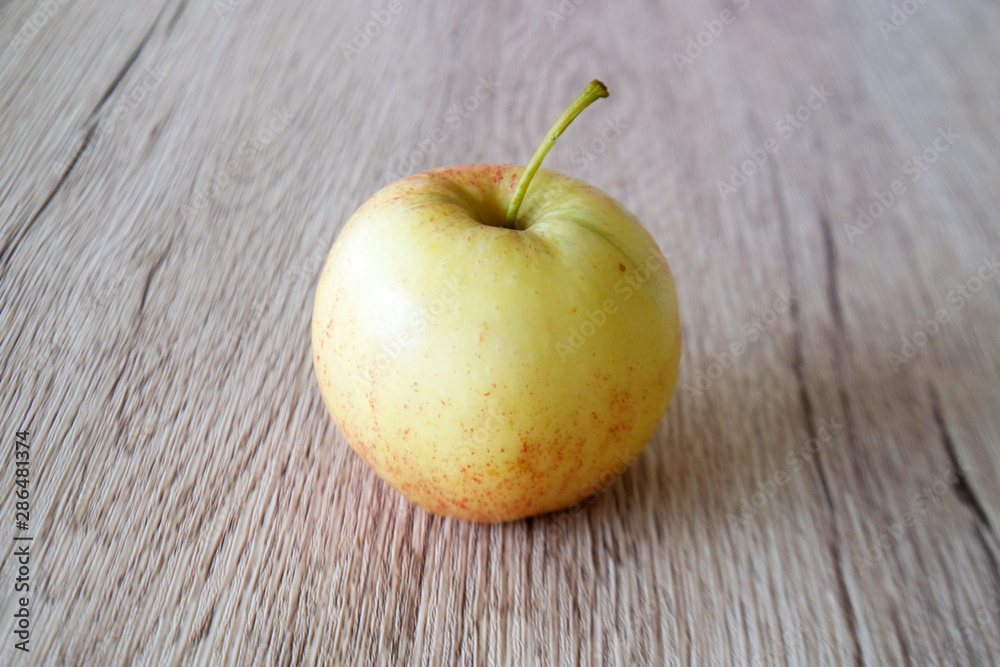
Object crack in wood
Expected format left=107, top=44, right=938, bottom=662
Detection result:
left=889, top=606, right=914, bottom=666
left=1, top=0, right=177, bottom=275
left=139, top=240, right=173, bottom=315
left=772, top=163, right=864, bottom=666
left=929, top=385, right=1000, bottom=612
left=0, top=124, right=96, bottom=273
left=166, top=0, right=188, bottom=35
left=87, top=6, right=166, bottom=126
left=929, top=387, right=993, bottom=532
left=819, top=213, right=845, bottom=337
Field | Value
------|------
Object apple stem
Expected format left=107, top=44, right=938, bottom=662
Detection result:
left=503, top=80, right=609, bottom=230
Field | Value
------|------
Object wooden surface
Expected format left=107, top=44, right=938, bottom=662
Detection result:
left=2, top=0, right=1000, bottom=664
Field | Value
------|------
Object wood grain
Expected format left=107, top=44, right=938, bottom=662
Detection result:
left=2, top=0, right=1000, bottom=664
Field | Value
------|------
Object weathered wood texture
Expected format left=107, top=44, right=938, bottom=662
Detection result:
left=2, top=0, right=1000, bottom=664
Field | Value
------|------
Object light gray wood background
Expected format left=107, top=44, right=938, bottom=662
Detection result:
left=2, top=0, right=999, bottom=664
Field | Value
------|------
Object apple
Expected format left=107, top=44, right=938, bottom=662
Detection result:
left=312, top=81, right=681, bottom=522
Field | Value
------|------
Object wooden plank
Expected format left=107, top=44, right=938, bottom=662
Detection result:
left=2, top=0, right=999, bottom=664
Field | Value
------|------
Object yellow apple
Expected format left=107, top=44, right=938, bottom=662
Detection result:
left=312, top=81, right=681, bottom=522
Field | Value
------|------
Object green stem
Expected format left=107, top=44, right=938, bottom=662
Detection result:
left=504, top=80, right=609, bottom=230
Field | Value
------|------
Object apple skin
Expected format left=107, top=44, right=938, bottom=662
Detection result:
left=312, top=164, right=681, bottom=522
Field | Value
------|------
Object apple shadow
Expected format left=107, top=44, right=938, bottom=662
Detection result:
left=514, top=325, right=938, bottom=577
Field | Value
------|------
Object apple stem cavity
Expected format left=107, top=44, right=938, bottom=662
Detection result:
left=504, top=79, right=609, bottom=230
